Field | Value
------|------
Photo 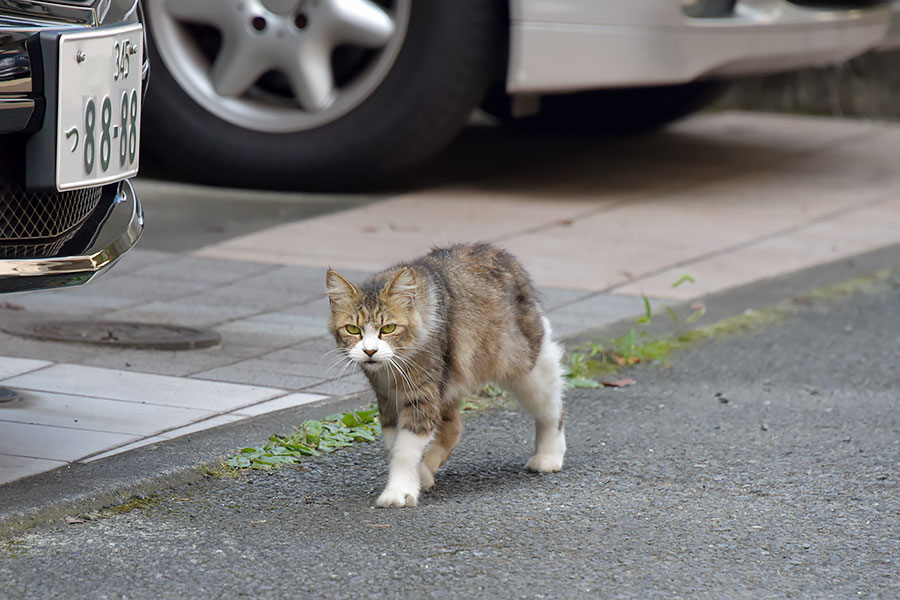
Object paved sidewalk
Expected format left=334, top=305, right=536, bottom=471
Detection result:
left=196, top=112, right=900, bottom=299
left=2, top=111, right=900, bottom=489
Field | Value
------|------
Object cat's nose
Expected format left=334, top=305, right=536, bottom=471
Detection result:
left=363, top=348, right=377, bottom=357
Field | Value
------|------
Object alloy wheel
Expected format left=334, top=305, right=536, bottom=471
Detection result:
left=145, top=0, right=411, bottom=133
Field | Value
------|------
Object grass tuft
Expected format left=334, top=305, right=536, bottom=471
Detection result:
left=107, top=495, right=162, bottom=515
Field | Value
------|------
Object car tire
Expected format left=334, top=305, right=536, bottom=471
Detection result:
left=485, top=81, right=727, bottom=135
left=141, top=1, right=504, bottom=191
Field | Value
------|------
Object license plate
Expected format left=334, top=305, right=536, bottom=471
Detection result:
left=55, top=23, right=143, bottom=191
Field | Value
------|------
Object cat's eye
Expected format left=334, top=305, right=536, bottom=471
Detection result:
left=345, top=324, right=361, bottom=335
left=380, top=324, right=397, bottom=334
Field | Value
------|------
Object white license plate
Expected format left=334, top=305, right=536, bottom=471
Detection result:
left=56, top=23, right=143, bottom=191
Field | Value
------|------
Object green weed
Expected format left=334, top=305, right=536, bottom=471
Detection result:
left=559, top=264, right=880, bottom=389
left=564, top=275, right=701, bottom=389
left=199, top=459, right=243, bottom=479
left=226, top=405, right=381, bottom=471
left=107, top=495, right=162, bottom=515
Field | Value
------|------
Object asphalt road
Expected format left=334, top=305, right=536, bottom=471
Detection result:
left=1, top=272, right=898, bottom=599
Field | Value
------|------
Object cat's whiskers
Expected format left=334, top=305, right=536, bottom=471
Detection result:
left=390, top=346, right=444, bottom=369
left=384, top=358, right=403, bottom=418
left=387, top=357, right=429, bottom=422
left=385, top=350, right=433, bottom=389
left=322, top=347, right=352, bottom=374
left=386, top=356, right=418, bottom=395
left=393, top=342, right=443, bottom=364
left=391, top=348, right=441, bottom=378
left=387, top=358, right=431, bottom=421
left=390, top=352, right=440, bottom=388
left=387, top=366, right=439, bottom=428
left=329, top=351, right=357, bottom=384
left=325, top=353, right=351, bottom=376
left=321, top=348, right=350, bottom=365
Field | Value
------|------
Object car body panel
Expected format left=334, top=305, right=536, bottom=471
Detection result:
left=508, top=0, right=895, bottom=93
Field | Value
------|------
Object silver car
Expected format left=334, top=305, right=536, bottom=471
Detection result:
left=141, top=0, right=898, bottom=190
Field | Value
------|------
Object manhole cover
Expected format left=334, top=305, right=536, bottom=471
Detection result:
left=3, top=320, right=221, bottom=350
left=0, top=387, right=19, bottom=403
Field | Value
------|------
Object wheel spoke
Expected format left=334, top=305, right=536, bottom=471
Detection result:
left=210, top=39, right=268, bottom=97
left=327, top=0, right=395, bottom=47
left=286, top=42, right=336, bottom=111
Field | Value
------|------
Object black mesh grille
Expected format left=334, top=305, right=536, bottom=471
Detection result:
left=0, top=140, right=103, bottom=258
left=0, top=237, right=72, bottom=260
left=0, top=178, right=101, bottom=241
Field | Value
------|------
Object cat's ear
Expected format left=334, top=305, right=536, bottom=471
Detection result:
left=384, top=267, right=417, bottom=306
left=326, top=269, right=359, bottom=306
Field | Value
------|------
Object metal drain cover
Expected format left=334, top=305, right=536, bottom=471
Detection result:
left=0, top=387, right=19, bottom=403
left=3, top=320, right=221, bottom=351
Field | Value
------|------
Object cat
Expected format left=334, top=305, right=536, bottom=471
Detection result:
left=326, top=242, right=565, bottom=508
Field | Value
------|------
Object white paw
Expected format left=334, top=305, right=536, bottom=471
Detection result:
left=526, top=454, right=564, bottom=473
left=375, top=487, right=418, bottom=508
left=419, top=464, right=435, bottom=491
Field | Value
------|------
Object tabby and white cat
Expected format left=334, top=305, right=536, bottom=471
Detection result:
left=326, top=243, right=565, bottom=508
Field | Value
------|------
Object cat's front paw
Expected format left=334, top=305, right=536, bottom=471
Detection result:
left=375, top=487, right=418, bottom=508
left=419, top=464, right=435, bottom=491
left=526, top=454, right=563, bottom=473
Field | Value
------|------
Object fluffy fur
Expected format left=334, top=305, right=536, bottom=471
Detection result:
left=327, top=243, right=565, bottom=508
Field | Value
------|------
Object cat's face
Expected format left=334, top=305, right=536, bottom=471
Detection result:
left=326, top=267, right=420, bottom=372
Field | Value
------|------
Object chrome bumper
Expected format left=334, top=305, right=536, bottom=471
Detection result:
left=0, top=179, right=143, bottom=293
left=509, top=0, right=894, bottom=93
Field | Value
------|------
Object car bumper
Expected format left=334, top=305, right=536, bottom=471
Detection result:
left=508, top=0, right=894, bottom=93
left=0, top=179, right=143, bottom=293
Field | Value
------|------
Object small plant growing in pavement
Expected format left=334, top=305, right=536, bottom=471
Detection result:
left=227, top=405, right=381, bottom=471
left=226, top=385, right=512, bottom=472
left=563, top=274, right=703, bottom=389
left=462, top=383, right=506, bottom=412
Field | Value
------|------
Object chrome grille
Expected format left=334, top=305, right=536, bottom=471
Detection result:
left=0, top=143, right=103, bottom=258
left=0, top=179, right=101, bottom=241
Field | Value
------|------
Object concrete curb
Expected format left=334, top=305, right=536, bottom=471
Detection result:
left=2, top=241, right=898, bottom=537
left=563, top=243, right=900, bottom=347
left=0, top=392, right=372, bottom=536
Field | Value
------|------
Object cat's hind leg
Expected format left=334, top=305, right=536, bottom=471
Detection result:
left=507, top=317, right=566, bottom=472
left=419, top=409, right=462, bottom=490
